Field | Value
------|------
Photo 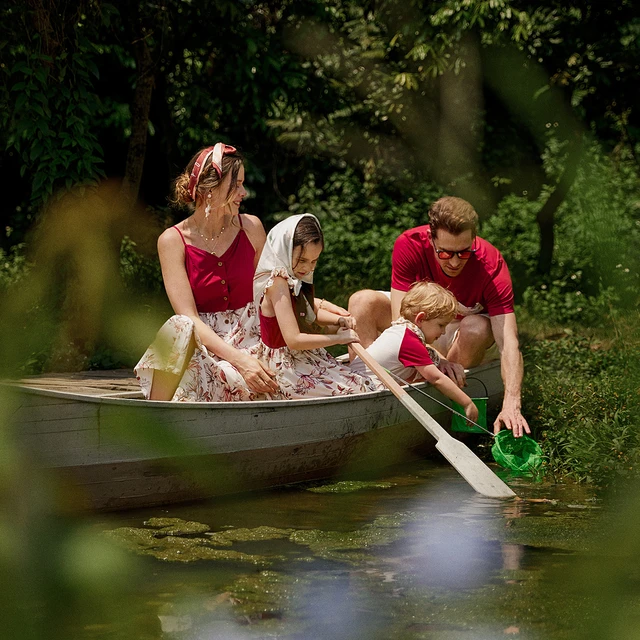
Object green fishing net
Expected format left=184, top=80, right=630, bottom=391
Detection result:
left=491, top=430, right=543, bottom=473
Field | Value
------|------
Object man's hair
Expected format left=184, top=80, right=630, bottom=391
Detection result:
left=400, top=281, right=458, bottom=322
left=428, top=196, right=478, bottom=238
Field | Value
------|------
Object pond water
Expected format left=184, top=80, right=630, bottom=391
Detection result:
left=85, top=460, right=632, bottom=640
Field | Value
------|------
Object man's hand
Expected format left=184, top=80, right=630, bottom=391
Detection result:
left=438, top=358, right=467, bottom=387
left=493, top=399, right=530, bottom=438
left=337, top=315, right=357, bottom=330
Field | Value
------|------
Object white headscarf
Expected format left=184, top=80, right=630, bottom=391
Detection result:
left=253, top=213, right=320, bottom=311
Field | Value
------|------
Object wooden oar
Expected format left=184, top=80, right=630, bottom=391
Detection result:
left=351, top=343, right=516, bottom=499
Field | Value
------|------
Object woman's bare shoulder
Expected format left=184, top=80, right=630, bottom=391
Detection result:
left=240, top=214, right=266, bottom=233
left=158, top=225, right=183, bottom=251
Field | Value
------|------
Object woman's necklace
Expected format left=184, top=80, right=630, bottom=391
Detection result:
left=193, top=216, right=228, bottom=253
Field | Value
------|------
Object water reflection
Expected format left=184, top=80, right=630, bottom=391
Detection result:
left=86, top=460, right=610, bottom=640
left=378, top=481, right=500, bottom=590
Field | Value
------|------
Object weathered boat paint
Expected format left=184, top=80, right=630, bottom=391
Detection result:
left=2, top=361, right=502, bottom=510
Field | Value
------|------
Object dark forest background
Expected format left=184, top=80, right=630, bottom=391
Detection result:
left=2, top=0, right=638, bottom=297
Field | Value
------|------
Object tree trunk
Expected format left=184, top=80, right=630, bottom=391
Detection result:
left=121, top=34, right=155, bottom=208
left=536, top=135, right=583, bottom=275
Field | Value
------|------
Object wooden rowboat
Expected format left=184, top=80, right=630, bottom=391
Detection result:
left=1, top=361, right=502, bottom=511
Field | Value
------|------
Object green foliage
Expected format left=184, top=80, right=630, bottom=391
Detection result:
left=2, top=41, right=105, bottom=206
left=119, top=236, right=163, bottom=295
left=482, top=141, right=640, bottom=324
left=522, top=332, right=640, bottom=485
left=0, top=244, right=30, bottom=290
left=284, top=166, right=442, bottom=305
left=481, top=193, right=541, bottom=295
left=0, top=236, right=162, bottom=374
left=522, top=275, right=618, bottom=327
left=553, top=145, right=640, bottom=299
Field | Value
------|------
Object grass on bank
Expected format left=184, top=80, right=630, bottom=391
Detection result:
left=517, top=310, right=640, bottom=488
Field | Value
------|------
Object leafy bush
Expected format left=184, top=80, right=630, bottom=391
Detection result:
left=553, top=145, right=640, bottom=302
left=120, top=236, right=164, bottom=295
left=481, top=194, right=541, bottom=299
left=483, top=142, right=640, bottom=325
left=283, top=166, right=443, bottom=306
left=522, top=274, right=619, bottom=327
left=3, top=47, right=105, bottom=206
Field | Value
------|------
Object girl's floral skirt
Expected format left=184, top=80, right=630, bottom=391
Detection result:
left=247, top=342, right=376, bottom=400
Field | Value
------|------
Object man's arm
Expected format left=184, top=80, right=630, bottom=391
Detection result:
left=490, top=313, right=531, bottom=438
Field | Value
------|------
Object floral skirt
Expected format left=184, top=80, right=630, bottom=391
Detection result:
left=134, top=304, right=262, bottom=402
left=247, top=342, right=377, bottom=400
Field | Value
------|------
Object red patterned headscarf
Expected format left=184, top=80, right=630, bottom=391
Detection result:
left=187, top=143, right=237, bottom=201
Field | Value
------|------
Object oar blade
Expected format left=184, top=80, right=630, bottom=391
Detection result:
left=436, top=436, right=515, bottom=499
left=401, top=394, right=515, bottom=499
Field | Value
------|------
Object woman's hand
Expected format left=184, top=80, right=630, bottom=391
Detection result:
left=319, top=299, right=350, bottom=317
left=335, top=328, right=360, bottom=345
left=337, top=315, right=357, bottom=330
left=234, top=353, right=279, bottom=393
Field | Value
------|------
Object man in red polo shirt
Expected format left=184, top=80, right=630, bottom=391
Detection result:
left=348, top=196, right=530, bottom=437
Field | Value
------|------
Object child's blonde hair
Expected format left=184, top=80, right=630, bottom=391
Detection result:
left=400, top=281, right=457, bottom=322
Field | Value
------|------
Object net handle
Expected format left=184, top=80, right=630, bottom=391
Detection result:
left=466, top=375, right=489, bottom=398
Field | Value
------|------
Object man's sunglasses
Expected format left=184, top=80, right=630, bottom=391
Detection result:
left=435, top=248, right=477, bottom=260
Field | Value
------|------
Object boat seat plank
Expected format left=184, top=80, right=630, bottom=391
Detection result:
left=17, top=370, right=140, bottom=396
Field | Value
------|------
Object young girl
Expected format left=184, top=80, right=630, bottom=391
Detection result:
left=351, top=281, right=479, bottom=424
left=251, top=214, right=376, bottom=399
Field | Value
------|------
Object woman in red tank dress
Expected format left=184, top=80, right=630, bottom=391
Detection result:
left=135, top=144, right=279, bottom=401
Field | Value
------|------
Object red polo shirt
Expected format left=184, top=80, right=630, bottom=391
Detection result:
left=391, top=225, right=514, bottom=317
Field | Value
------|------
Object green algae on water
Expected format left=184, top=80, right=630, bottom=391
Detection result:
left=104, top=527, right=273, bottom=565
left=502, top=511, right=601, bottom=552
left=306, top=480, right=396, bottom=493
left=224, top=570, right=310, bottom=628
left=290, top=525, right=399, bottom=552
left=288, top=513, right=411, bottom=564
left=206, top=525, right=293, bottom=543
left=143, top=517, right=211, bottom=536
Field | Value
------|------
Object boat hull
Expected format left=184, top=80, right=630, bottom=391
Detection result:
left=2, top=362, right=502, bottom=510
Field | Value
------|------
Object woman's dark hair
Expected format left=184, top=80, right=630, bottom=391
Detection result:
left=292, top=216, right=324, bottom=335
left=293, top=216, right=324, bottom=251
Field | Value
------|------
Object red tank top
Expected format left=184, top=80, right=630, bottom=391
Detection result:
left=174, top=217, right=255, bottom=313
left=259, top=285, right=320, bottom=349
left=259, top=308, right=288, bottom=348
